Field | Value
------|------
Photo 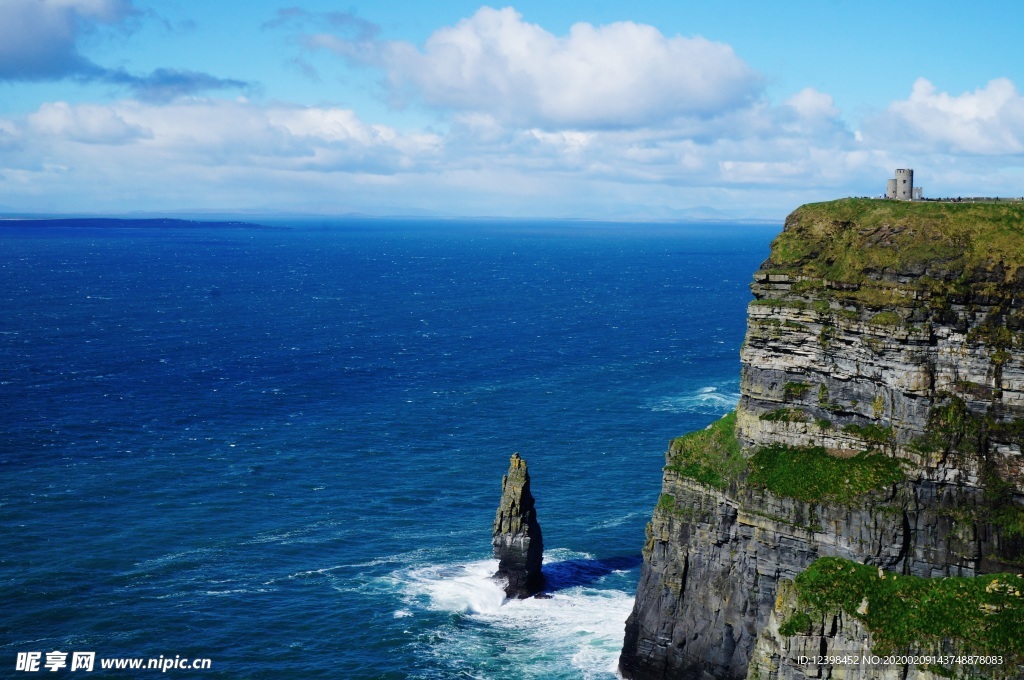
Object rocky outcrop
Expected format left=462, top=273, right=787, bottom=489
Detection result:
left=493, top=453, right=544, bottom=598
left=620, top=200, right=1024, bottom=679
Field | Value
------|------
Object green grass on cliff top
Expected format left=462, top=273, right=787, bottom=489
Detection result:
left=665, top=412, right=744, bottom=490
left=791, top=556, right=1024, bottom=662
left=748, top=444, right=903, bottom=504
left=767, top=199, right=1024, bottom=283
left=666, top=413, right=904, bottom=502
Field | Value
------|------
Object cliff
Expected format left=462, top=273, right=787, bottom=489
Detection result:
left=620, top=199, right=1024, bottom=680
left=493, top=453, right=545, bottom=598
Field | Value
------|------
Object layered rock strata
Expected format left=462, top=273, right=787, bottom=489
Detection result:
left=493, top=453, right=544, bottom=598
left=620, top=200, right=1024, bottom=679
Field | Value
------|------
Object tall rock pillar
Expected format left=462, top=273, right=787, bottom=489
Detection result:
left=492, top=453, right=544, bottom=598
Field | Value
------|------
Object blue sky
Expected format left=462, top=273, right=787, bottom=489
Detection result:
left=2, top=0, right=1023, bottom=218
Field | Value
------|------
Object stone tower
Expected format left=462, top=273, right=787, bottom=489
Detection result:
left=895, top=168, right=913, bottom=200
left=885, top=168, right=917, bottom=200
left=886, top=178, right=897, bottom=199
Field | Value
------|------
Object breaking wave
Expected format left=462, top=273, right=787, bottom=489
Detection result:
left=647, top=384, right=740, bottom=414
left=394, top=550, right=636, bottom=679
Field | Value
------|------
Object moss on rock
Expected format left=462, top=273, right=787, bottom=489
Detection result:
left=748, top=444, right=904, bottom=504
left=790, top=556, right=1024, bottom=663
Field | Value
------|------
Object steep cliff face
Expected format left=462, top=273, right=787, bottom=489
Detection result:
left=620, top=200, right=1024, bottom=680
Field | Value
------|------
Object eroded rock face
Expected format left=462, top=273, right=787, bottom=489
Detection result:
left=493, top=453, right=544, bottom=598
left=619, top=200, right=1024, bottom=680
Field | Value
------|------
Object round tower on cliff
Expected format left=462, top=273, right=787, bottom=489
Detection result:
left=895, top=168, right=913, bottom=200
left=886, top=178, right=897, bottom=199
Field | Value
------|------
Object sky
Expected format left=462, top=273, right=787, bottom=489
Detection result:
left=1, top=0, right=1024, bottom=219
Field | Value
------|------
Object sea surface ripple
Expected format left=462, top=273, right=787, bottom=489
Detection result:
left=0, top=219, right=775, bottom=678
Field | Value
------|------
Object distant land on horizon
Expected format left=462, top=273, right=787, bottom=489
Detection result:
left=0, top=217, right=284, bottom=230
left=0, top=209, right=782, bottom=227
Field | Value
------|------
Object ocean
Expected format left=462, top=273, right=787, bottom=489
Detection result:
left=0, top=218, right=777, bottom=678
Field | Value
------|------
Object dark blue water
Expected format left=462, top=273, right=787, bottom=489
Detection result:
left=0, top=220, right=776, bottom=679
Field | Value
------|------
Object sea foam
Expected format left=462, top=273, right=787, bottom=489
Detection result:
left=647, top=384, right=740, bottom=414
left=396, top=552, right=634, bottom=679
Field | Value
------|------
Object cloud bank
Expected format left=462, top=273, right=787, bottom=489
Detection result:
left=2, top=5, right=1024, bottom=215
left=869, top=77, right=1024, bottom=155
left=0, top=0, right=134, bottom=81
left=305, top=7, right=761, bottom=129
left=0, top=0, right=246, bottom=100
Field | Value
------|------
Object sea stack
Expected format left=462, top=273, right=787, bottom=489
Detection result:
left=492, top=453, right=544, bottom=598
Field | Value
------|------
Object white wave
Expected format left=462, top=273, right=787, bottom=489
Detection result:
left=344, top=547, right=439, bottom=569
left=476, top=588, right=634, bottom=678
left=404, top=560, right=506, bottom=614
left=590, top=510, right=648, bottom=530
left=280, top=564, right=346, bottom=580
left=128, top=547, right=219, bottom=575
left=203, top=588, right=273, bottom=596
left=543, top=547, right=592, bottom=563
left=646, top=384, right=740, bottom=414
left=396, top=554, right=635, bottom=679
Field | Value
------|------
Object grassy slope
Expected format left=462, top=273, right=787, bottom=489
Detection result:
left=666, top=413, right=904, bottom=503
left=790, top=556, right=1024, bottom=665
left=664, top=412, right=744, bottom=490
left=765, top=199, right=1024, bottom=284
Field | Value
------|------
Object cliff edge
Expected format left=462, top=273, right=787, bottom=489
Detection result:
left=620, top=199, right=1024, bottom=680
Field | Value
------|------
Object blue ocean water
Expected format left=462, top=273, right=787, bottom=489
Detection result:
left=0, top=219, right=776, bottom=679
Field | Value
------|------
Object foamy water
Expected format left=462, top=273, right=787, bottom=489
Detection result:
left=396, top=552, right=634, bottom=679
left=404, top=559, right=507, bottom=614
left=647, top=384, right=741, bottom=414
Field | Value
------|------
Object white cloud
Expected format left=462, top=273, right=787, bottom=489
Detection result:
left=28, top=102, right=152, bottom=144
left=874, top=77, right=1024, bottom=154
left=267, top=108, right=395, bottom=145
left=250, top=5, right=872, bottom=208
left=786, top=88, right=838, bottom=119
left=113, top=99, right=440, bottom=171
left=0, top=122, right=19, bottom=152
left=435, top=99, right=863, bottom=191
left=0, top=86, right=871, bottom=214
left=7, top=6, right=1024, bottom=216
left=310, top=6, right=761, bottom=129
left=29, top=3, right=1024, bottom=216
left=0, top=98, right=444, bottom=211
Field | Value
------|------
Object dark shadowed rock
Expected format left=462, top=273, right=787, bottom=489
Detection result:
left=492, top=453, right=544, bottom=598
